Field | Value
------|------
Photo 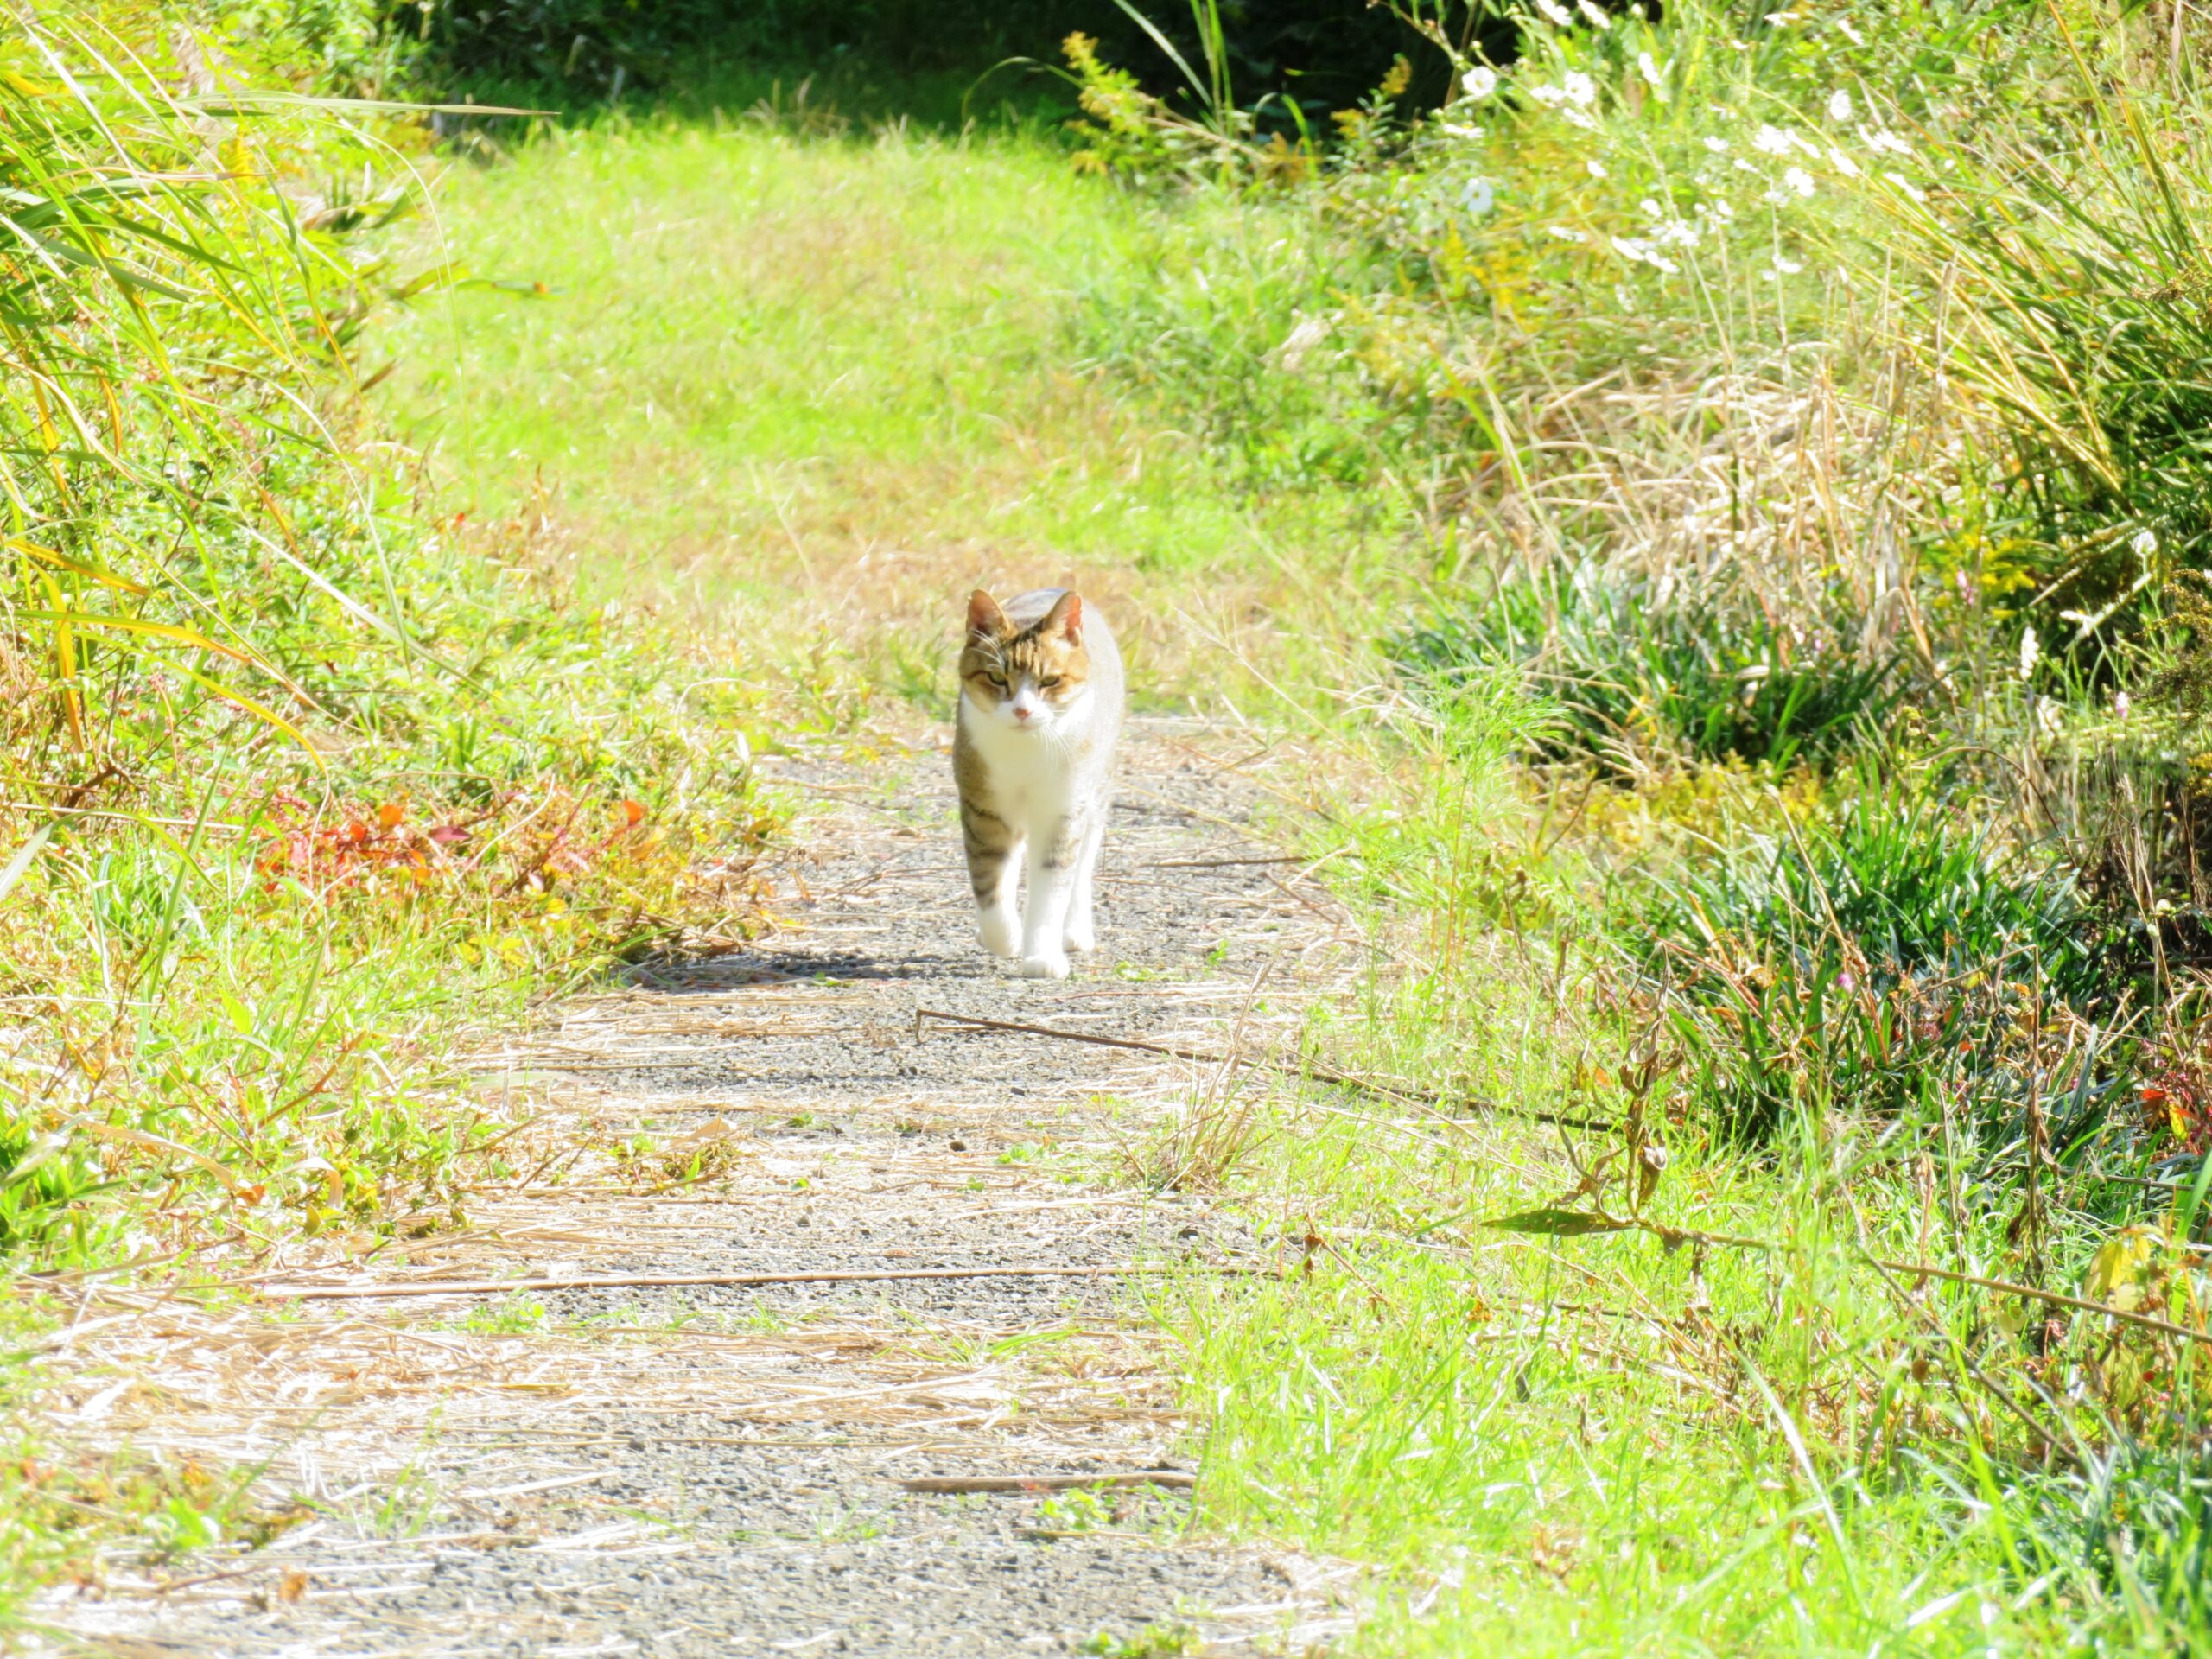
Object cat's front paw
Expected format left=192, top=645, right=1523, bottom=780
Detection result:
left=977, top=910, right=1020, bottom=958
left=1019, top=950, right=1071, bottom=980
left=1063, top=921, right=1096, bottom=954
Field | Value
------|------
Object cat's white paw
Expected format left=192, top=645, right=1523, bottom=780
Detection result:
left=978, top=910, right=1020, bottom=958
left=1063, top=921, right=1096, bottom=954
left=1020, top=950, right=1071, bottom=980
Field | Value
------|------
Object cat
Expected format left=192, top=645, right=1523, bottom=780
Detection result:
left=952, top=587, right=1123, bottom=979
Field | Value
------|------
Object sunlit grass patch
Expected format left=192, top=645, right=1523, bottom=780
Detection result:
left=373, top=111, right=1380, bottom=700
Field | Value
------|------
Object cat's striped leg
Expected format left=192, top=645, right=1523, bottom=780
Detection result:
left=962, top=799, right=1021, bottom=958
left=1019, top=814, right=1084, bottom=979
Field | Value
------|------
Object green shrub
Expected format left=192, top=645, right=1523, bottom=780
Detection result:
left=1866, top=54, right=2212, bottom=664
left=1401, top=576, right=1899, bottom=774
left=1643, top=788, right=2103, bottom=1137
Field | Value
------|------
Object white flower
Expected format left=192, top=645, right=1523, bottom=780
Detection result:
left=1835, top=18, right=1867, bottom=45
left=1771, top=255, right=1804, bottom=275
left=2036, top=695, right=2063, bottom=740
left=1610, top=235, right=1678, bottom=274
left=1754, top=124, right=1796, bottom=156
left=1563, top=71, right=1598, bottom=107
left=2133, top=527, right=2159, bottom=559
left=1535, top=0, right=1575, bottom=25
left=1827, top=89, right=1853, bottom=122
left=1881, top=170, right=1925, bottom=201
left=2019, top=625, right=2040, bottom=680
left=1462, top=66, right=1499, bottom=100
left=1827, top=146, right=1861, bottom=178
left=1527, top=82, right=1567, bottom=106
left=1587, top=158, right=1609, bottom=178
left=1639, top=197, right=1661, bottom=217
left=1784, top=166, right=1815, bottom=197
left=1463, top=177, right=1497, bottom=215
left=2117, top=690, right=2133, bottom=719
left=1561, top=108, right=1597, bottom=130
left=1867, top=129, right=1913, bottom=156
left=1548, top=226, right=1588, bottom=242
left=1764, top=10, right=1800, bottom=22
left=1704, top=135, right=1730, bottom=154
left=1638, top=52, right=1665, bottom=86
left=1578, top=0, right=1611, bottom=27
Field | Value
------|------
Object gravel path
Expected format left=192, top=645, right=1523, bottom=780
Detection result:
left=41, top=720, right=1361, bottom=1657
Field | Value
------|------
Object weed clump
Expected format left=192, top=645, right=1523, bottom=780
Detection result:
left=1640, top=789, right=2106, bottom=1138
left=1402, top=576, right=1898, bottom=774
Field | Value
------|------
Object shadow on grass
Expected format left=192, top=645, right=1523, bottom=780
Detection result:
left=435, top=54, right=1084, bottom=143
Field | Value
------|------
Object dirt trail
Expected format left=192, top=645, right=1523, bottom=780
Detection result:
left=41, top=720, right=1362, bottom=1657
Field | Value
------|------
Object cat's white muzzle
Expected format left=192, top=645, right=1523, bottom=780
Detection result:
left=988, top=684, right=1083, bottom=734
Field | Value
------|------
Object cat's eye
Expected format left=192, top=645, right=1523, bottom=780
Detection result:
left=983, top=672, right=1007, bottom=689
left=1039, top=676, right=1063, bottom=690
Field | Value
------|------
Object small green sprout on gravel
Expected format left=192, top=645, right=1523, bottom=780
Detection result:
left=1078, top=1624, right=1201, bottom=1658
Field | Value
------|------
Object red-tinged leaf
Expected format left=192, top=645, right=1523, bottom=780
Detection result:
left=378, top=802, right=405, bottom=830
left=620, top=799, right=646, bottom=829
left=427, top=824, right=471, bottom=846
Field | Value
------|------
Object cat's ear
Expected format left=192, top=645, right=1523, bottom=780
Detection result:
left=966, top=589, right=1007, bottom=639
left=1041, top=590, right=1084, bottom=645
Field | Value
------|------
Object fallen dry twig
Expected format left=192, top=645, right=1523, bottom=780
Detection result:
left=898, top=1470, right=1195, bottom=1494
left=916, top=1007, right=1612, bottom=1133
left=1489, top=1209, right=2212, bottom=1352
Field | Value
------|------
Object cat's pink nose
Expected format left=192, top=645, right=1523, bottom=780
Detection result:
left=1014, top=705, right=1032, bottom=721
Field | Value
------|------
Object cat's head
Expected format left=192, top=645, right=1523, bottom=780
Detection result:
left=960, top=588, right=1092, bottom=734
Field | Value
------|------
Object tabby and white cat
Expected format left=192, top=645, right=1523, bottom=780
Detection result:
left=953, top=588, right=1123, bottom=979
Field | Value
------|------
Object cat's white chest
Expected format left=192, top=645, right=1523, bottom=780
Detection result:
left=958, top=694, right=1080, bottom=819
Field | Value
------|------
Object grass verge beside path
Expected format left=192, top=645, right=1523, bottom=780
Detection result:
left=0, top=11, right=787, bottom=1612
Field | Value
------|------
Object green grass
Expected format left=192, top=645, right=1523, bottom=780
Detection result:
left=374, top=111, right=1374, bottom=694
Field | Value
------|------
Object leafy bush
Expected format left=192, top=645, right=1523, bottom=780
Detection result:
left=1643, top=789, right=2105, bottom=1137
left=1, top=11, right=382, bottom=757
left=1872, top=52, right=2212, bottom=661
left=382, top=0, right=1504, bottom=108
left=1401, top=577, right=1899, bottom=773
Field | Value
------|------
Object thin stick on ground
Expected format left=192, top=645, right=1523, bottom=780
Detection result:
left=914, top=1007, right=1614, bottom=1132
left=898, top=1471, right=1196, bottom=1494
left=1495, top=1210, right=2212, bottom=1351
